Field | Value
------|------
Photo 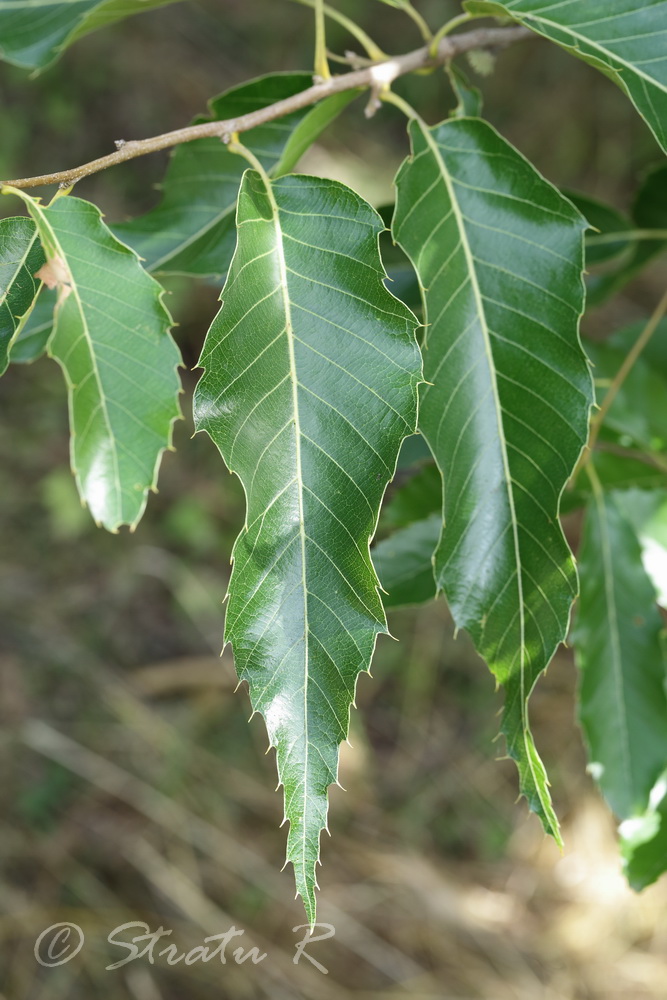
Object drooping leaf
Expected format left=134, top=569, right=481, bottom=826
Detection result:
left=194, top=171, right=421, bottom=922
left=372, top=514, right=439, bottom=608
left=588, top=165, right=667, bottom=304
left=5, top=190, right=182, bottom=531
left=464, top=0, right=667, bottom=153
left=566, top=191, right=635, bottom=267
left=574, top=488, right=667, bottom=820
left=9, top=287, right=54, bottom=364
left=620, top=770, right=667, bottom=890
left=447, top=62, right=483, bottom=118
left=393, top=116, right=592, bottom=840
left=0, top=216, right=44, bottom=375
left=0, top=0, right=179, bottom=70
left=115, top=74, right=358, bottom=280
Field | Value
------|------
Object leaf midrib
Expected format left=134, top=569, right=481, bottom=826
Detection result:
left=261, top=172, right=311, bottom=886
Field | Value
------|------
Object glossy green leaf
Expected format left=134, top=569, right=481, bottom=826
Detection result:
left=7, top=191, right=182, bottom=531
left=589, top=165, right=667, bottom=305
left=194, top=171, right=421, bottom=922
left=566, top=191, right=635, bottom=267
left=620, top=770, right=667, bottom=890
left=0, top=0, right=178, bottom=70
left=574, top=488, right=667, bottom=819
left=9, top=287, right=54, bottom=364
left=0, top=216, right=44, bottom=375
left=464, top=0, right=667, bottom=153
left=115, top=75, right=357, bottom=280
left=393, top=116, right=592, bottom=840
left=447, top=62, right=483, bottom=118
left=373, top=514, right=439, bottom=608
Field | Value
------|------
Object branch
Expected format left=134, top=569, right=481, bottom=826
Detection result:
left=2, top=25, right=532, bottom=191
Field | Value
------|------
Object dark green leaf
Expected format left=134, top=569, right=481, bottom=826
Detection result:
left=574, top=488, right=667, bottom=819
left=115, top=75, right=357, bottom=280
left=393, top=116, right=592, bottom=840
left=8, top=190, right=182, bottom=531
left=0, top=0, right=179, bottom=70
left=373, top=514, right=440, bottom=608
left=465, top=1, right=667, bottom=153
left=194, top=171, right=421, bottom=922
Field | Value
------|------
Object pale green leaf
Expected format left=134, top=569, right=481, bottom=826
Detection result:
left=465, top=0, right=667, bottom=153
left=574, top=488, right=667, bottom=819
left=0, top=216, right=44, bottom=375
left=372, top=514, right=439, bottom=608
left=115, top=74, right=358, bottom=280
left=194, top=171, right=421, bottom=923
left=393, top=116, right=592, bottom=840
left=0, top=0, right=179, bottom=70
left=9, top=191, right=182, bottom=531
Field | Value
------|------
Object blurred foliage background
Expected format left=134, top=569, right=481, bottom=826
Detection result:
left=1, top=1, right=667, bottom=997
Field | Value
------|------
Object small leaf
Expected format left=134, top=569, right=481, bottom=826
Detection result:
left=115, top=74, right=358, bottom=280
left=0, top=0, right=179, bottom=70
left=447, top=63, right=483, bottom=118
left=8, top=190, right=182, bottom=531
left=464, top=1, right=667, bottom=154
left=0, top=217, right=45, bottom=375
left=372, top=514, right=440, bottom=608
left=393, top=116, right=592, bottom=840
left=9, top=287, right=54, bottom=364
left=194, top=171, right=421, bottom=923
left=574, top=488, right=667, bottom=820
